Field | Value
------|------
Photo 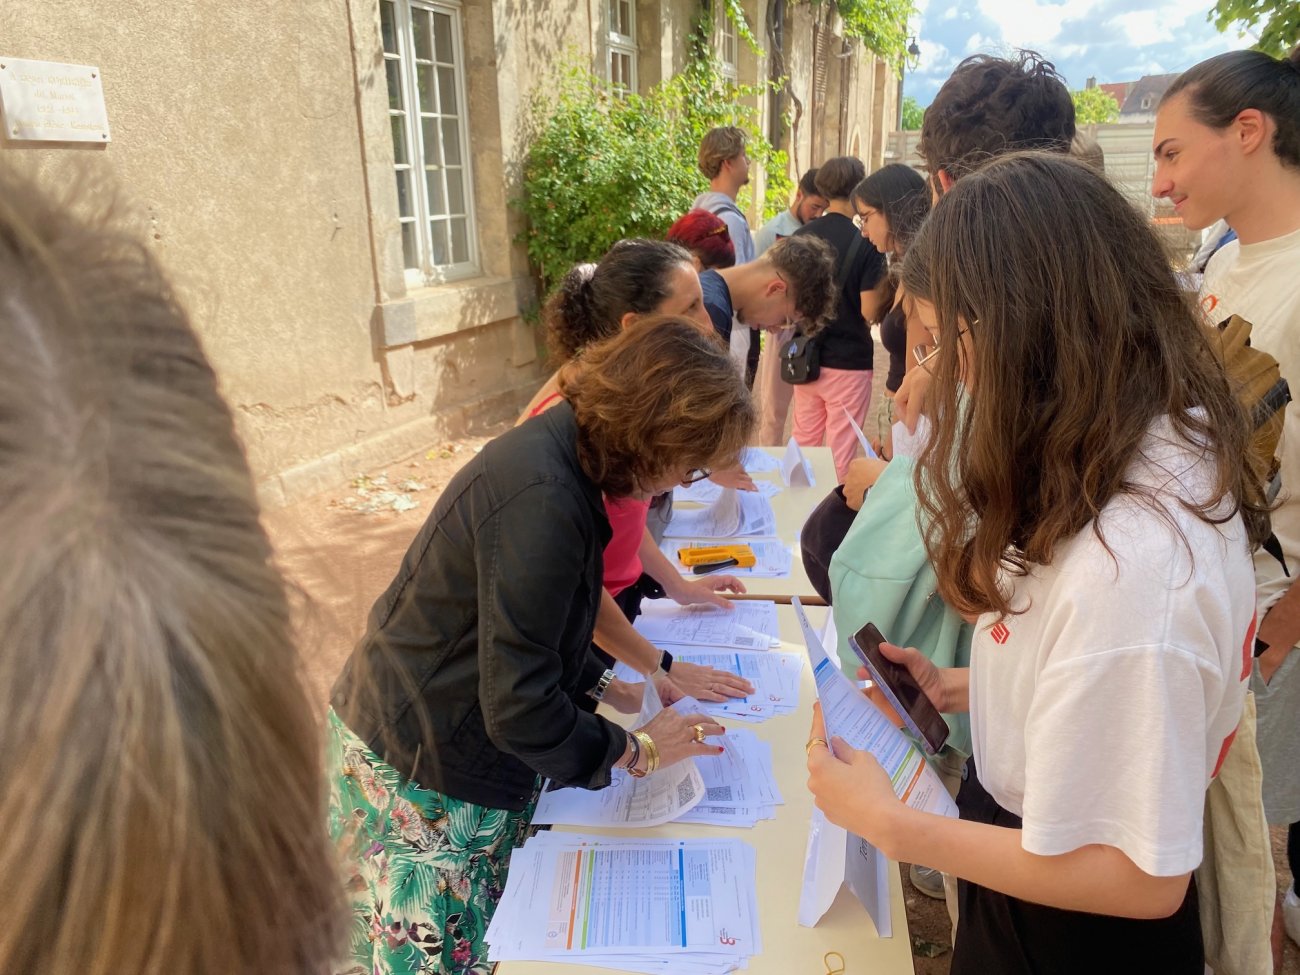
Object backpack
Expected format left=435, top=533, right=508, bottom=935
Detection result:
left=1210, top=314, right=1292, bottom=572
left=1211, top=314, right=1291, bottom=502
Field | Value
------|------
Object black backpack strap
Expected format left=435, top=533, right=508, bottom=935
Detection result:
left=836, top=231, right=866, bottom=296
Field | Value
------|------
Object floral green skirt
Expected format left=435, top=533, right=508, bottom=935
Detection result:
left=327, top=709, right=538, bottom=975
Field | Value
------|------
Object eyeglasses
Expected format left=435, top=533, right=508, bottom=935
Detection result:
left=682, top=468, right=712, bottom=484
left=912, top=322, right=974, bottom=372
left=912, top=342, right=939, bottom=370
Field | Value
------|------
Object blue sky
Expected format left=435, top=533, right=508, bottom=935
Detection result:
left=903, top=0, right=1256, bottom=106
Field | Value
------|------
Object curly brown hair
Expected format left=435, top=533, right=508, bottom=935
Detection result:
left=900, top=152, right=1269, bottom=620
left=560, top=316, right=755, bottom=498
left=766, top=235, right=838, bottom=335
left=918, top=51, right=1075, bottom=183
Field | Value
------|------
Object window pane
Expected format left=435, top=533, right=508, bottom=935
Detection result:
left=396, top=169, right=413, bottom=217
left=400, top=220, right=418, bottom=269
left=450, top=217, right=469, bottom=264
left=421, top=116, right=442, bottom=169
left=413, top=9, right=433, bottom=61
left=441, top=118, right=461, bottom=165
left=425, top=166, right=447, bottom=216
left=417, top=64, right=435, bottom=112
left=445, top=168, right=465, bottom=214
left=391, top=115, right=408, bottom=165
left=433, top=12, right=453, bottom=63
left=385, top=59, right=403, bottom=111
left=380, top=0, right=397, bottom=54
left=429, top=219, right=450, bottom=266
left=437, top=66, right=457, bottom=114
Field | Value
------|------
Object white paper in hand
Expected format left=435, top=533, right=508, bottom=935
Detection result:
left=843, top=406, right=877, bottom=459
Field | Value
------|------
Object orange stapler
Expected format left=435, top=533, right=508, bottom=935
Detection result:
left=676, top=544, right=756, bottom=574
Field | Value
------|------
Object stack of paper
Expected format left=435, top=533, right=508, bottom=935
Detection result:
left=662, top=538, right=792, bottom=578
left=633, top=599, right=781, bottom=652
left=668, top=650, right=803, bottom=722
left=487, top=833, right=762, bottom=974
left=675, top=726, right=782, bottom=827
left=673, top=479, right=782, bottom=505
left=740, top=446, right=780, bottom=473
left=663, top=488, right=777, bottom=538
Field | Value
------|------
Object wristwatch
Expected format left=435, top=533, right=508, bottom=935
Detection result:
left=651, top=649, right=674, bottom=680
left=588, top=668, right=616, bottom=702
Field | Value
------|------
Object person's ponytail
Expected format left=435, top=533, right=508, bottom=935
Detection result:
left=544, top=263, right=600, bottom=362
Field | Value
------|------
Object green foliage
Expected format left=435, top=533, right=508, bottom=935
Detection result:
left=832, top=0, right=919, bottom=63
left=900, top=95, right=924, bottom=130
left=1209, top=0, right=1299, bottom=59
left=518, top=53, right=792, bottom=293
left=718, top=0, right=762, bottom=52
left=1071, top=87, right=1120, bottom=125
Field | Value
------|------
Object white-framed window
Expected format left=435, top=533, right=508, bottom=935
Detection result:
left=717, top=5, right=738, bottom=83
left=607, top=0, right=637, bottom=95
left=380, top=0, right=478, bottom=285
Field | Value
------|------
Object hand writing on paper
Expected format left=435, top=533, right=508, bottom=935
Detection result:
left=805, top=702, right=902, bottom=850
left=665, top=573, right=748, bottom=610
left=667, top=659, right=755, bottom=702
left=708, top=466, right=758, bottom=492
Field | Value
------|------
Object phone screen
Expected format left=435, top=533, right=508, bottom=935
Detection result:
left=848, top=621, right=950, bottom=755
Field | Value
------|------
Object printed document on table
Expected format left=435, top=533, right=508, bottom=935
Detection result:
left=792, top=598, right=957, bottom=817
left=487, top=834, right=761, bottom=968
left=663, top=538, right=792, bottom=578
left=669, top=650, right=803, bottom=720
left=663, top=487, right=777, bottom=538
left=740, top=445, right=781, bottom=473
left=633, top=598, right=780, bottom=650
left=531, top=682, right=704, bottom=828
left=674, top=479, right=782, bottom=505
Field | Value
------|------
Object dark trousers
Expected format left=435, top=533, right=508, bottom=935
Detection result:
left=951, top=764, right=1204, bottom=975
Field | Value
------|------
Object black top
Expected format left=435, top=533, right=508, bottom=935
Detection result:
left=330, top=402, right=625, bottom=811
left=881, top=299, right=907, bottom=393
left=699, top=269, right=734, bottom=343
left=793, top=213, right=885, bottom=371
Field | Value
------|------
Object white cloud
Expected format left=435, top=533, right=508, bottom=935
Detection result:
left=974, top=0, right=1102, bottom=49
left=941, top=6, right=960, bottom=21
left=1109, top=10, right=1166, bottom=47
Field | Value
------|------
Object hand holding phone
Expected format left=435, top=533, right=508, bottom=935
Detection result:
left=848, top=622, right=949, bottom=755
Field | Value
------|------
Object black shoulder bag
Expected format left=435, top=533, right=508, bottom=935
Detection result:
left=780, top=230, right=865, bottom=385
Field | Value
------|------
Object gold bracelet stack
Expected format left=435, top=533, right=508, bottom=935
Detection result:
left=633, top=730, right=659, bottom=774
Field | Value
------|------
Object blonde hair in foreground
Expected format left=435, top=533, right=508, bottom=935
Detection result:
left=0, top=164, right=345, bottom=975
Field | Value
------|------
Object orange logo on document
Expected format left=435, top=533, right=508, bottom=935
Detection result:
left=1201, top=293, right=1219, bottom=317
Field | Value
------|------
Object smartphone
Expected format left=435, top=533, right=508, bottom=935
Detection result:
left=848, top=621, right=949, bottom=755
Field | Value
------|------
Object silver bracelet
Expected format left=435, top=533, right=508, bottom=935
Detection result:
left=588, top=668, right=616, bottom=702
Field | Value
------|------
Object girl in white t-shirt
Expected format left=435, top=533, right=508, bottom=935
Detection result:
left=806, top=152, right=1268, bottom=973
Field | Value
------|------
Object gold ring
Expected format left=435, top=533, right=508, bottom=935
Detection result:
left=805, top=737, right=829, bottom=755
left=692, top=724, right=707, bottom=744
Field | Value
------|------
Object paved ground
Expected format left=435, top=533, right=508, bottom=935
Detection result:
left=264, top=395, right=1298, bottom=975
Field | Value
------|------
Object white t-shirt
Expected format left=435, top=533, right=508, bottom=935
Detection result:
left=1201, top=227, right=1300, bottom=615
left=970, top=416, right=1256, bottom=877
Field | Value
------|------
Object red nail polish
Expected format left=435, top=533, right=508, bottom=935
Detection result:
left=717, top=746, right=725, bottom=753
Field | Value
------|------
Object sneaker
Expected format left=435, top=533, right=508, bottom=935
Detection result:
left=909, top=863, right=946, bottom=900
left=1284, top=886, right=1300, bottom=946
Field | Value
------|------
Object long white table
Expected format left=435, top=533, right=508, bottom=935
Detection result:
left=496, top=604, right=914, bottom=975
left=664, top=445, right=839, bottom=604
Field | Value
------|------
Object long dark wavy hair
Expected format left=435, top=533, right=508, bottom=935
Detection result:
left=900, top=151, right=1269, bottom=620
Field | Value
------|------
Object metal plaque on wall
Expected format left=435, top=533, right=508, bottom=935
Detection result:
left=0, top=57, right=110, bottom=142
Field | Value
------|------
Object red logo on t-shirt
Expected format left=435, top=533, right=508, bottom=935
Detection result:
left=1202, top=293, right=1219, bottom=316
left=989, top=622, right=1011, bottom=645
